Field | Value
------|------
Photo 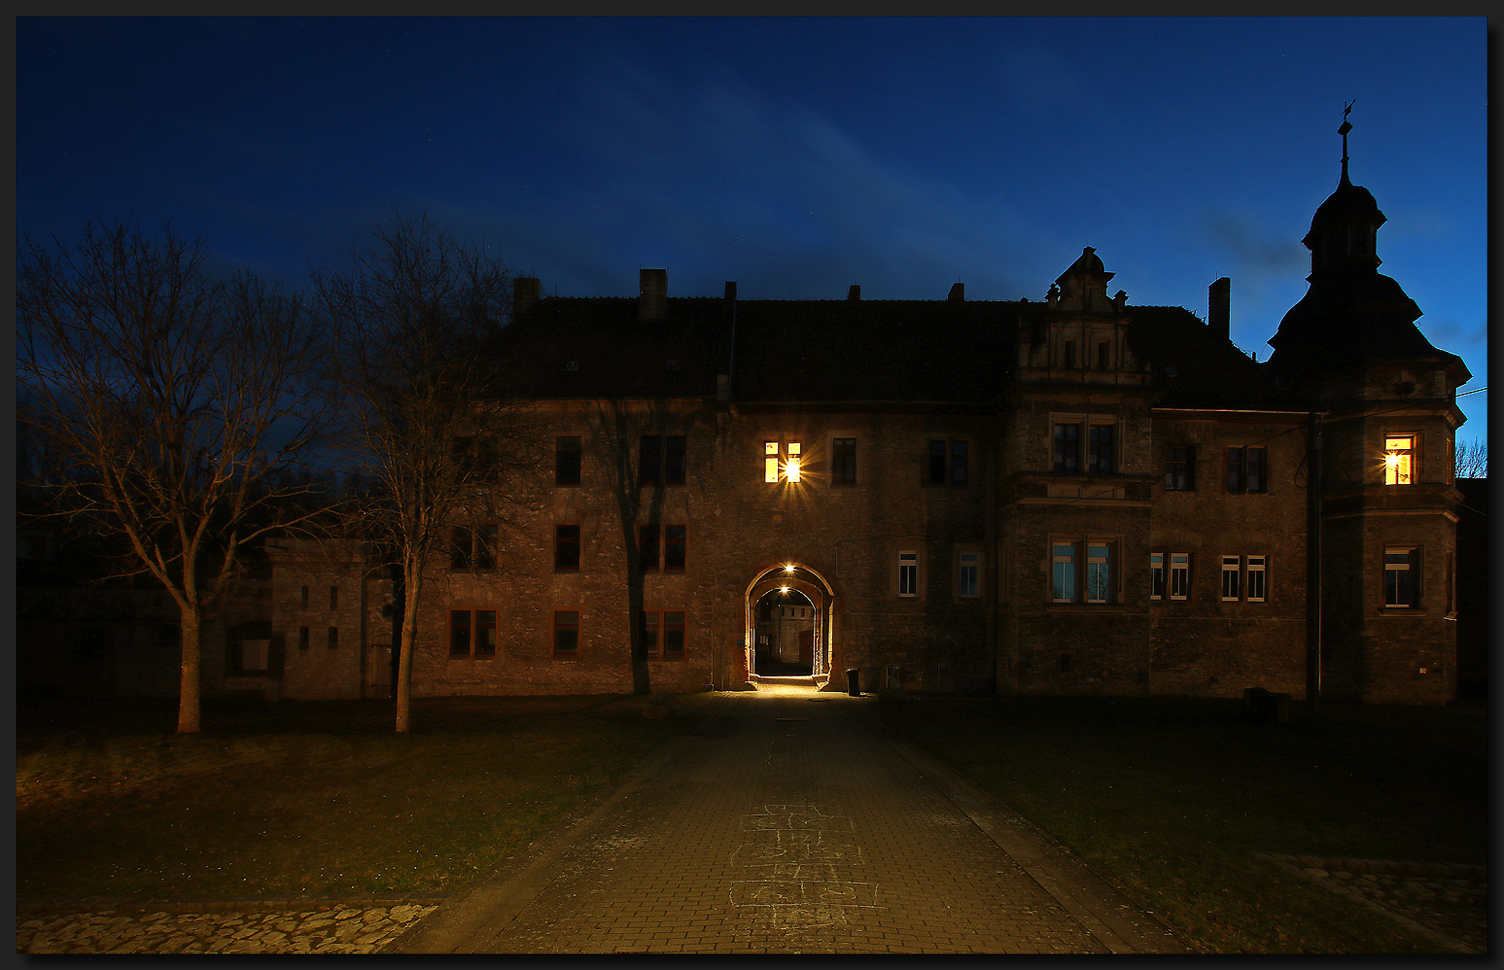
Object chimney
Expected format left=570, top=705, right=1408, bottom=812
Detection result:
left=513, top=277, right=541, bottom=319
left=639, top=268, right=667, bottom=321
left=847, top=283, right=861, bottom=301
left=1209, top=277, right=1230, bottom=341
left=948, top=282, right=964, bottom=302
left=724, top=281, right=737, bottom=301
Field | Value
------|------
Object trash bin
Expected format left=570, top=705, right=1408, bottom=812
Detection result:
left=846, top=668, right=861, bottom=696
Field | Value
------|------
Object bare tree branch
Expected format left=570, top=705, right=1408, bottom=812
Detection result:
left=312, top=209, right=542, bottom=733
left=17, top=219, right=339, bottom=733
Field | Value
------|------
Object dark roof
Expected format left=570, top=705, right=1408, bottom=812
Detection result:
left=495, top=291, right=1305, bottom=413
left=1125, top=306, right=1310, bottom=411
left=1265, top=269, right=1468, bottom=385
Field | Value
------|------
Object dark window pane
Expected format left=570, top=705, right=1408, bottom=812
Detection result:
left=639, top=436, right=663, bottom=485
left=928, top=440, right=947, bottom=484
left=556, top=436, right=582, bottom=485
left=664, top=525, right=686, bottom=571
left=951, top=440, right=968, bottom=485
left=450, top=610, right=471, bottom=657
left=555, top=524, right=581, bottom=571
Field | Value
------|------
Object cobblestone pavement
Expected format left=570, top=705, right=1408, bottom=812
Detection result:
left=15, top=900, right=442, bottom=954
left=1263, top=855, right=1488, bottom=954
left=391, top=686, right=1187, bottom=954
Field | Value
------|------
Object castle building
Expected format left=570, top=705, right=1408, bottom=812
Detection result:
left=266, top=129, right=1471, bottom=705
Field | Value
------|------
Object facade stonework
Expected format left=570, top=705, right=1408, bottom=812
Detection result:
left=248, top=147, right=1472, bottom=706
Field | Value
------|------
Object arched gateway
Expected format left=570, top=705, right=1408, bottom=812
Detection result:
left=742, top=563, right=835, bottom=685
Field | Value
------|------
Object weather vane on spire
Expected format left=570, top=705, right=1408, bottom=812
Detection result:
left=1339, top=100, right=1355, bottom=183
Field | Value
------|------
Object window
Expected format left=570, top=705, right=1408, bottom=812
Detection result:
left=1169, top=553, right=1190, bottom=601
left=639, top=435, right=663, bottom=486
left=1055, top=420, right=1117, bottom=475
left=639, top=524, right=660, bottom=573
left=1086, top=542, right=1113, bottom=603
left=1097, top=340, right=1111, bottom=371
left=958, top=552, right=980, bottom=598
left=1088, top=425, right=1115, bottom=475
left=898, top=551, right=918, bottom=597
left=929, top=439, right=968, bottom=485
left=638, top=610, right=687, bottom=660
left=556, top=436, right=582, bottom=485
left=554, top=611, right=580, bottom=656
left=664, top=525, right=686, bottom=571
left=832, top=437, right=857, bottom=485
left=1052, top=542, right=1077, bottom=602
left=764, top=439, right=800, bottom=483
left=1150, top=553, right=1165, bottom=600
left=1053, top=424, right=1079, bottom=474
left=663, top=611, right=685, bottom=659
left=1384, top=435, right=1415, bottom=485
left=1221, top=556, right=1242, bottom=601
left=555, top=525, right=581, bottom=571
left=300, top=585, right=309, bottom=609
left=329, top=585, right=338, bottom=609
left=1246, top=556, right=1267, bottom=603
left=1063, top=339, right=1076, bottom=369
left=1055, top=540, right=1117, bottom=604
left=1226, top=446, right=1268, bottom=493
left=327, top=626, right=339, bottom=650
left=1384, top=547, right=1420, bottom=608
left=1165, top=446, right=1195, bottom=491
left=451, top=525, right=497, bottom=570
left=452, top=527, right=474, bottom=569
left=450, top=610, right=471, bottom=657
left=453, top=435, right=499, bottom=480
left=298, top=626, right=310, bottom=652
left=450, top=609, right=497, bottom=658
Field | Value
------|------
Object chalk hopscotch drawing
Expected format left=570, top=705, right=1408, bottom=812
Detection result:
left=729, top=805, right=880, bottom=931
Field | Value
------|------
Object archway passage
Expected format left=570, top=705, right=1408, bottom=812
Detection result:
left=752, top=586, right=815, bottom=676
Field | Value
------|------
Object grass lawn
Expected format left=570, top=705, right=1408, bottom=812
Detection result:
left=878, top=694, right=1488, bottom=954
left=16, top=694, right=691, bottom=902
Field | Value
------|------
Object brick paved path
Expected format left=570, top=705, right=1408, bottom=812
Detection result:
left=395, top=686, right=1187, bottom=954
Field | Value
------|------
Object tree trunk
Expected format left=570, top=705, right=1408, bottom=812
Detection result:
left=395, top=569, right=423, bottom=733
left=177, top=607, right=202, bottom=733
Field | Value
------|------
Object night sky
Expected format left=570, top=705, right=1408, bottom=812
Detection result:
left=16, top=16, right=1489, bottom=442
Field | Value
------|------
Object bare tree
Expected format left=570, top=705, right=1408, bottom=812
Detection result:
left=1455, top=438, right=1488, bottom=479
left=313, top=211, right=537, bottom=733
left=17, top=220, right=336, bottom=733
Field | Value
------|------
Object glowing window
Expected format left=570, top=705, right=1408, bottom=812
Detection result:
left=1384, top=435, right=1415, bottom=485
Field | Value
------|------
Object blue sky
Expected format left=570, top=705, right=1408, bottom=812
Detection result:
left=16, top=16, right=1489, bottom=443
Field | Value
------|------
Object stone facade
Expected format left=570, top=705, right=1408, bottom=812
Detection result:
left=262, top=142, right=1481, bottom=706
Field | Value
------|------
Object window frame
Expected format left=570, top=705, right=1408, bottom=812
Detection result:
left=1165, top=445, right=1195, bottom=491
left=1246, top=556, right=1267, bottom=603
left=764, top=438, right=801, bottom=483
left=1052, top=414, right=1119, bottom=476
left=1169, top=553, right=1190, bottom=601
left=555, top=524, right=581, bottom=572
left=1384, top=546, right=1421, bottom=609
left=1226, top=446, right=1269, bottom=494
left=664, top=525, right=687, bottom=571
left=832, top=437, right=857, bottom=486
left=638, top=610, right=687, bottom=661
left=555, top=435, right=582, bottom=486
left=957, top=550, right=981, bottom=599
left=1221, top=555, right=1242, bottom=602
left=897, top=551, right=919, bottom=597
left=553, top=610, right=580, bottom=657
left=1150, top=552, right=1165, bottom=600
left=638, top=524, right=660, bottom=573
left=1383, top=433, right=1417, bottom=486
left=927, top=438, right=970, bottom=486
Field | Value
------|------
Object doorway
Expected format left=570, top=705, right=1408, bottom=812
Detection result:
left=753, top=587, right=814, bottom=676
